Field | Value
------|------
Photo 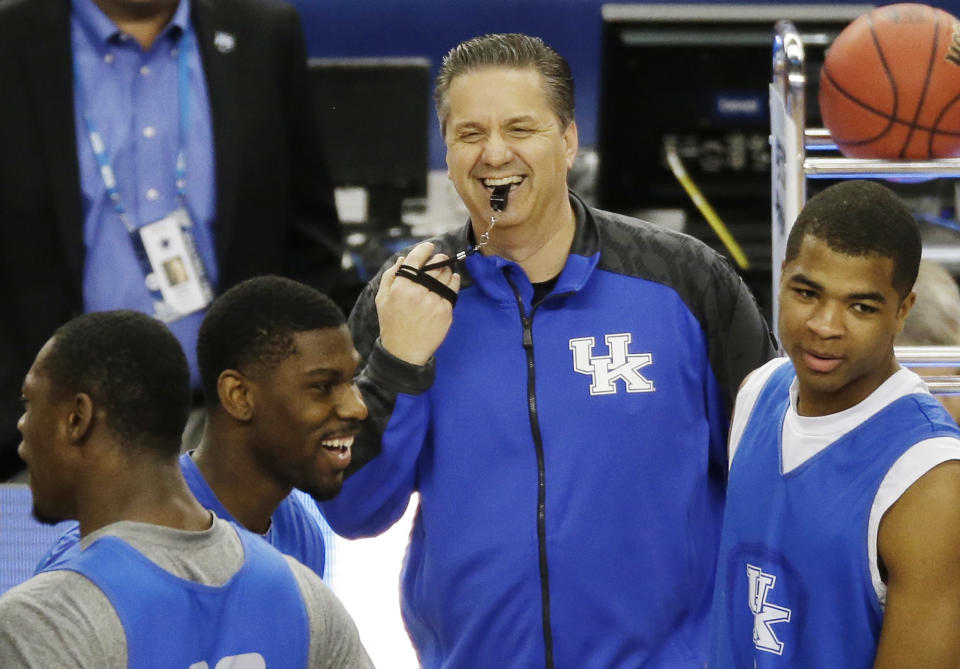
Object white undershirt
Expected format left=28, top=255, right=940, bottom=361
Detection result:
left=728, top=357, right=960, bottom=606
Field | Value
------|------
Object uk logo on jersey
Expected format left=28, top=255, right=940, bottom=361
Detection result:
left=569, top=333, right=654, bottom=395
left=747, top=564, right=792, bottom=655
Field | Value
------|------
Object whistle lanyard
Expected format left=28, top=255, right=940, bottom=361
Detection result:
left=73, top=29, right=192, bottom=235
left=419, top=184, right=508, bottom=272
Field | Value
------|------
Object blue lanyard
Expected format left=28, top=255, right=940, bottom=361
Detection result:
left=73, top=28, right=192, bottom=233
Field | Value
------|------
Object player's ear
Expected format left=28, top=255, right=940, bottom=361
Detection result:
left=895, top=290, right=917, bottom=335
left=218, top=370, right=254, bottom=422
left=66, top=392, right=95, bottom=443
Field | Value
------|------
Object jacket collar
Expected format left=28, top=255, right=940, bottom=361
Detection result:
left=461, top=191, right=601, bottom=307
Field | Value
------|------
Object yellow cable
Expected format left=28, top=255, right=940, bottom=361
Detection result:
left=664, top=145, right=751, bottom=270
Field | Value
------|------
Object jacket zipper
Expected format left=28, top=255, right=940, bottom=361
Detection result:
left=509, top=279, right=555, bottom=669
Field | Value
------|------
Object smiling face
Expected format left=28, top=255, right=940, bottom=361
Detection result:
left=246, top=326, right=367, bottom=501
left=778, top=235, right=915, bottom=416
left=443, top=66, right=578, bottom=235
left=17, top=340, right=79, bottom=525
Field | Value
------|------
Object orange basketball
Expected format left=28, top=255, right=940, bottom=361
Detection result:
left=819, top=3, right=960, bottom=159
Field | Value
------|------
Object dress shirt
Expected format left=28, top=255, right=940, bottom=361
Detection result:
left=72, top=0, right=216, bottom=389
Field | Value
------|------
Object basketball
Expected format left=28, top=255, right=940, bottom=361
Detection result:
left=819, top=3, right=960, bottom=159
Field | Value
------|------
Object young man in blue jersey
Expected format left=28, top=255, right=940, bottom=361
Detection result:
left=321, top=33, right=776, bottom=668
left=710, top=180, right=960, bottom=668
left=36, top=276, right=367, bottom=577
left=0, top=310, right=372, bottom=667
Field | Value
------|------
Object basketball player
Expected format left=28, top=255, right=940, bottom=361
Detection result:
left=36, top=276, right=367, bottom=578
left=321, top=32, right=776, bottom=668
left=709, top=180, right=960, bottom=668
left=0, top=310, right=372, bottom=667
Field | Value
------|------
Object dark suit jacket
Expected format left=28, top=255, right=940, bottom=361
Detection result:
left=0, top=0, right=342, bottom=479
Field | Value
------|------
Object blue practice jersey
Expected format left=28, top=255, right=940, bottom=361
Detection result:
left=37, top=453, right=327, bottom=576
left=710, top=362, right=960, bottom=668
left=60, top=527, right=309, bottom=668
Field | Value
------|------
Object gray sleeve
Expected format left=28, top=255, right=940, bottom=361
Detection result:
left=284, top=556, right=376, bottom=668
left=0, top=571, right=126, bottom=668
left=345, top=265, right=435, bottom=476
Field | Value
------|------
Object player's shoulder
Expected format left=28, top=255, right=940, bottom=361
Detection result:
left=281, top=554, right=340, bottom=617
left=282, top=556, right=376, bottom=668
left=281, top=491, right=326, bottom=538
left=880, top=458, right=960, bottom=558
left=727, top=358, right=791, bottom=466
left=269, top=491, right=327, bottom=568
left=0, top=570, right=67, bottom=605
left=0, top=569, right=123, bottom=665
left=884, top=434, right=960, bottom=504
left=34, top=522, right=82, bottom=573
left=0, top=569, right=107, bottom=627
left=284, top=490, right=323, bottom=522
left=738, top=358, right=791, bottom=402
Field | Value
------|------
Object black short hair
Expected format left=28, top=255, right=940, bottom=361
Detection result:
left=197, top=276, right=346, bottom=404
left=784, top=180, right=921, bottom=297
left=44, top=310, right=190, bottom=454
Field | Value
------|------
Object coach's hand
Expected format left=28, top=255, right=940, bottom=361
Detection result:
left=377, top=242, right=461, bottom=366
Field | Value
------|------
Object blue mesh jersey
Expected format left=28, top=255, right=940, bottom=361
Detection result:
left=60, top=527, right=309, bottom=668
left=709, top=362, right=960, bottom=668
left=323, top=193, right=776, bottom=668
left=37, top=453, right=328, bottom=577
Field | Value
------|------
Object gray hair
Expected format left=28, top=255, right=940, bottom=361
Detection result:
left=434, top=33, right=575, bottom=135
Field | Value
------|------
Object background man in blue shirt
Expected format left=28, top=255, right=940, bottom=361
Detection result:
left=0, top=0, right=341, bottom=480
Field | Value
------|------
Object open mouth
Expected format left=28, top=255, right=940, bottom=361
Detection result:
left=482, top=175, right=524, bottom=192
left=321, top=435, right=354, bottom=461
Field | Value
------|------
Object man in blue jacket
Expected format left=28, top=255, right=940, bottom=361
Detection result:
left=322, top=33, right=776, bottom=668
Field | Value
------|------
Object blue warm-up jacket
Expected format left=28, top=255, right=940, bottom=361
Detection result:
left=323, top=193, right=775, bottom=668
